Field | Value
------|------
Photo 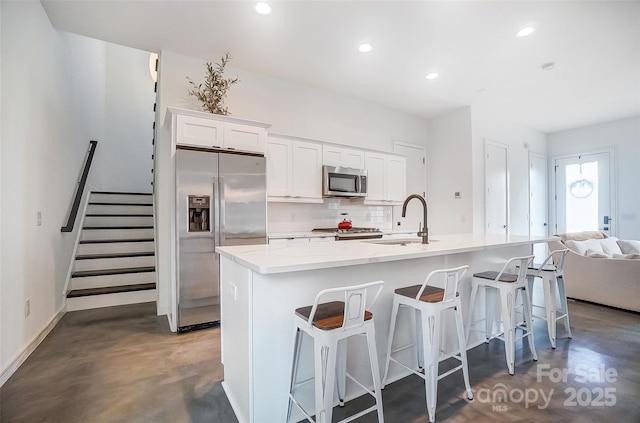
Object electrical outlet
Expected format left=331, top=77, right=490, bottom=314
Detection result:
left=25, top=299, right=30, bottom=318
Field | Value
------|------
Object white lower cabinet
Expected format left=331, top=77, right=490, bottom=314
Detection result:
left=364, top=152, right=406, bottom=204
left=267, top=136, right=323, bottom=203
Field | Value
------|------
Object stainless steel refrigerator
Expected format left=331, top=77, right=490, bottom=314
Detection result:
left=176, top=147, right=267, bottom=331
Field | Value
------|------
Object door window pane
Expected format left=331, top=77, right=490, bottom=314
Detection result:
left=565, top=162, right=598, bottom=232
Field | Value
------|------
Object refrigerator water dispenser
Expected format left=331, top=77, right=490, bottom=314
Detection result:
left=188, top=195, right=210, bottom=232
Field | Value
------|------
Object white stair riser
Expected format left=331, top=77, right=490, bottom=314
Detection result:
left=90, top=193, right=153, bottom=204
left=81, top=228, right=154, bottom=241
left=66, top=289, right=156, bottom=312
left=86, top=204, right=153, bottom=215
left=73, top=255, right=155, bottom=272
left=84, top=215, right=153, bottom=227
left=70, top=271, right=156, bottom=290
left=77, top=241, right=155, bottom=256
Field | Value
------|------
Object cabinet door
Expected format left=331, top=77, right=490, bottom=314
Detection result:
left=224, top=122, right=266, bottom=153
left=342, top=149, right=364, bottom=169
left=176, top=114, right=224, bottom=148
left=364, top=152, right=386, bottom=201
left=386, top=155, right=407, bottom=202
left=266, top=138, right=292, bottom=197
left=292, top=140, right=323, bottom=199
left=322, top=145, right=364, bottom=168
left=322, top=145, right=342, bottom=167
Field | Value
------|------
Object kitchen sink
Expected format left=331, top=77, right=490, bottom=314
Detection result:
left=364, top=238, right=437, bottom=245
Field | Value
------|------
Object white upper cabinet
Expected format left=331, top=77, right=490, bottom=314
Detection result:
left=171, top=108, right=270, bottom=154
left=322, top=145, right=364, bottom=169
left=364, top=152, right=406, bottom=204
left=267, top=135, right=323, bottom=203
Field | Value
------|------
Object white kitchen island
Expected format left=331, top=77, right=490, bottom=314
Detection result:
left=216, top=233, right=553, bottom=423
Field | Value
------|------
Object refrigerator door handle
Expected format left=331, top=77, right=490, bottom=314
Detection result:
left=213, top=177, right=221, bottom=250
left=218, top=176, right=225, bottom=247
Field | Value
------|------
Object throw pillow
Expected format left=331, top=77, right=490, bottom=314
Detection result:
left=586, top=249, right=609, bottom=259
left=599, top=237, right=622, bottom=255
left=617, top=240, right=640, bottom=254
left=612, top=253, right=640, bottom=259
left=566, top=239, right=604, bottom=256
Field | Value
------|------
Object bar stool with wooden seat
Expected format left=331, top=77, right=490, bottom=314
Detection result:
left=285, top=280, right=385, bottom=423
left=382, top=265, right=473, bottom=423
left=465, top=255, right=537, bottom=375
left=525, top=249, right=572, bottom=348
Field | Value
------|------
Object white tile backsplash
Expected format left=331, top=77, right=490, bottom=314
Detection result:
left=268, top=199, right=394, bottom=232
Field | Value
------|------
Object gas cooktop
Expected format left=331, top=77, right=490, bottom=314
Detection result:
left=312, top=227, right=383, bottom=240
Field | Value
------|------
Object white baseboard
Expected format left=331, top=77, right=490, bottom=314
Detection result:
left=0, top=307, right=66, bottom=387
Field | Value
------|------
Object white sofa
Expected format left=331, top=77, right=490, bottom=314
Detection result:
left=548, top=231, right=640, bottom=313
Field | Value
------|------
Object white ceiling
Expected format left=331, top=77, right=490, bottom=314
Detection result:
left=41, top=0, right=640, bottom=134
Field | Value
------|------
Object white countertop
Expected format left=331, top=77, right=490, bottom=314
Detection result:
left=217, top=233, right=556, bottom=274
left=268, top=229, right=417, bottom=239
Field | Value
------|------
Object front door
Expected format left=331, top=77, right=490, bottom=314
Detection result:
left=554, top=151, right=614, bottom=236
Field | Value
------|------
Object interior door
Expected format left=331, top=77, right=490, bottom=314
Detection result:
left=485, top=140, right=509, bottom=235
left=529, top=153, right=548, bottom=261
left=554, top=151, right=613, bottom=236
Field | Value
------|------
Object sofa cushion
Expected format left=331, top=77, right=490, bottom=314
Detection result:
left=617, top=240, right=640, bottom=254
left=565, top=239, right=604, bottom=256
left=612, top=253, right=640, bottom=259
left=600, top=237, right=622, bottom=255
left=557, top=231, right=607, bottom=242
left=586, top=249, right=609, bottom=258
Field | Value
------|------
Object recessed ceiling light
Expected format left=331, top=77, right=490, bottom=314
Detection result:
left=255, top=2, right=272, bottom=15
left=425, top=73, right=439, bottom=80
left=358, top=43, right=373, bottom=53
left=541, top=62, right=555, bottom=71
left=516, top=26, right=535, bottom=37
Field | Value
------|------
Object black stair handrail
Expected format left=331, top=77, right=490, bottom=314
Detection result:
left=61, top=140, right=98, bottom=232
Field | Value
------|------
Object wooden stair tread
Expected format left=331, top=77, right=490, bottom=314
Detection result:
left=72, top=266, right=155, bottom=278
left=76, top=252, right=155, bottom=260
left=88, top=202, right=152, bottom=206
left=83, top=226, right=153, bottom=230
left=85, top=213, right=153, bottom=217
left=67, top=283, right=156, bottom=298
left=79, top=238, right=154, bottom=244
left=92, top=191, right=152, bottom=196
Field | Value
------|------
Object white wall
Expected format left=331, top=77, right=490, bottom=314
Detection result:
left=154, top=49, right=431, bottom=319
left=471, top=107, right=548, bottom=235
left=427, top=107, right=474, bottom=234
left=63, top=33, right=155, bottom=193
left=0, top=1, right=84, bottom=383
left=548, top=116, right=640, bottom=239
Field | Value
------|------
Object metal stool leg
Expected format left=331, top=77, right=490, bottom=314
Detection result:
left=557, top=276, right=573, bottom=339
left=499, top=286, right=516, bottom=375
left=382, top=296, right=400, bottom=387
left=522, top=284, right=538, bottom=361
left=366, top=324, right=385, bottom=423
left=542, top=273, right=557, bottom=348
left=421, top=312, right=440, bottom=423
left=454, top=301, right=473, bottom=400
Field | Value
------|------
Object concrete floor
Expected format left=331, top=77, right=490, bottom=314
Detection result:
left=1, top=299, right=638, bottom=422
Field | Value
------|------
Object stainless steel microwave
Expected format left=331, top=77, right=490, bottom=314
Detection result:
left=322, top=165, right=367, bottom=198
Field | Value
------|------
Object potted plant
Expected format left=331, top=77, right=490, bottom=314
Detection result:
left=187, top=53, right=238, bottom=115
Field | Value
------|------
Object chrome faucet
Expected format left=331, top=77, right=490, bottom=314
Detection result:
left=402, top=194, right=429, bottom=244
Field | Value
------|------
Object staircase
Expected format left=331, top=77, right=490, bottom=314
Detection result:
left=66, top=191, right=156, bottom=311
